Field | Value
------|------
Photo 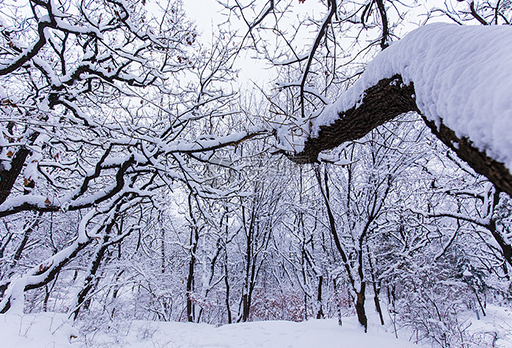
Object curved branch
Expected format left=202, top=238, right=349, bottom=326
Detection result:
left=0, top=19, right=53, bottom=75
left=0, top=154, right=136, bottom=217
left=470, top=1, right=489, bottom=25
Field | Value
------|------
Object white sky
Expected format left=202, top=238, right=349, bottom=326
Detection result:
left=182, top=0, right=267, bottom=86
left=182, top=0, right=224, bottom=39
left=181, top=0, right=326, bottom=87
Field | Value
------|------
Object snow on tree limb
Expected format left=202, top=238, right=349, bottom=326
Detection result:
left=282, top=23, right=512, bottom=195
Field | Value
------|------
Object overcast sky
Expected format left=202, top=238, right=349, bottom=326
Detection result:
left=181, top=0, right=324, bottom=87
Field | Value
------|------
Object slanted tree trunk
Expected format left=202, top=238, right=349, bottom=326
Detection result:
left=197, top=228, right=224, bottom=323
left=239, top=199, right=262, bottom=323
left=367, top=245, right=385, bottom=325
left=73, top=217, right=118, bottom=320
left=315, top=167, right=368, bottom=330
left=73, top=240, right=110, bottom=319
left=11, top=213, right=40, bottom=268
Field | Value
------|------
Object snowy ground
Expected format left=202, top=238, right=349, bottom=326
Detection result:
left=1, top=305, right=511, bottom=348
left=78, top=317, right=418, bottom=348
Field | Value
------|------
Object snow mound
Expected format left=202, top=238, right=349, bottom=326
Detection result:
left=313, top=23, right=512, bottom=168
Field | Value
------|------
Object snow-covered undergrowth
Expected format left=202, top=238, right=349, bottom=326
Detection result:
left=458, top=305, right=512, bottom=348
left=2, top=305, right=511, bottom=348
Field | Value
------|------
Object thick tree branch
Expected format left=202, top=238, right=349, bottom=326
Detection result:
left=289, top=74, right=512, bottom=197
left=0, top=20, right=52, bottom=76
left=290, top=75, right=417, bottom=161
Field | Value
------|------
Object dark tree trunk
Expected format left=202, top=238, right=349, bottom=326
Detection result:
left=186, top=255, right=196, bottom=322
left=355, top=282, right=368, bottom=332
left=240, top=203, right=257, bottom=323
left=224, top=254, right=232, bottom=324
left=186, top=225, right=199, bottom=323
left=242, top=294, right=249, bottom=322
left=373, top=290, right=385, bottom=326
left=12, top=213, right=40, bottom=268
left=73, top=236, right=111, bottom=320
left=186, top=194, right=200, bottom=323
left=0, top=131, right=39, bottom=205
left=367, top=245, right=384, bottom=325
left=316, top=275, right=324, bottom=319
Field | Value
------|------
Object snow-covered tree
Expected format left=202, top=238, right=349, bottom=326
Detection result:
left=0, top=0, right=263, bottom=313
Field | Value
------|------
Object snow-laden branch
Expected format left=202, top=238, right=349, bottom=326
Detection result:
left=280, top=23, right=512, bottom=195
left=413, top=208, right=491, bottom=229
left=161, top=127, right=267, bottom=154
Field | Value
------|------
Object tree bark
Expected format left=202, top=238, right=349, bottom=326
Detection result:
left=367, top=245, right=384, bottom=325
left=355, top=282, right=368, bottom=333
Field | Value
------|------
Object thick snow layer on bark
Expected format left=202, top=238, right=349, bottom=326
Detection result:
left=313, top=23, right=512, bottom=168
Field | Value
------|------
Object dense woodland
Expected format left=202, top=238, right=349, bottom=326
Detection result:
left=0, top=0, right=511, bottom=347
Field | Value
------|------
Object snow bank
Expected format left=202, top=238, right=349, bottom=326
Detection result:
left=0, top=312, right=79, bottom=348
left=312, top=24, right=512, bottom=168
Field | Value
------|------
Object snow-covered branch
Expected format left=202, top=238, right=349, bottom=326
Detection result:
left=282, top=24, right=512, bottom=196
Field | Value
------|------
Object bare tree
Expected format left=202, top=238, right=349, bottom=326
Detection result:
left=0, top=0, right=264, bottom=313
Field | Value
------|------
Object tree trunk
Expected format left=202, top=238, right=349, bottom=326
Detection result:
left=186, top=225, right=198, bottom=323
left=240, top=203, right=256, bottom=323
left=186, top=193, right=200, bottom=323
left=73, top=236, right=110, bottom=319
left=355, top=282, right=368, bottom=332
left=334, top=279, right=342, bottom=326
left=367, top=245, right=384, bottom=325
left=224, top=253, right=232, bottom=324
left=316, top=275, right=324, bottom=319
left=186, top=255, right=196, bottom=322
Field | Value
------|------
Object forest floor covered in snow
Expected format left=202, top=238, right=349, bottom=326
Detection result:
left=2, top=305, right=512, bottom=348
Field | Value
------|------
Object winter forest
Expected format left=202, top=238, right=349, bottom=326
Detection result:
left=1, top=0, right=512, bottom=347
